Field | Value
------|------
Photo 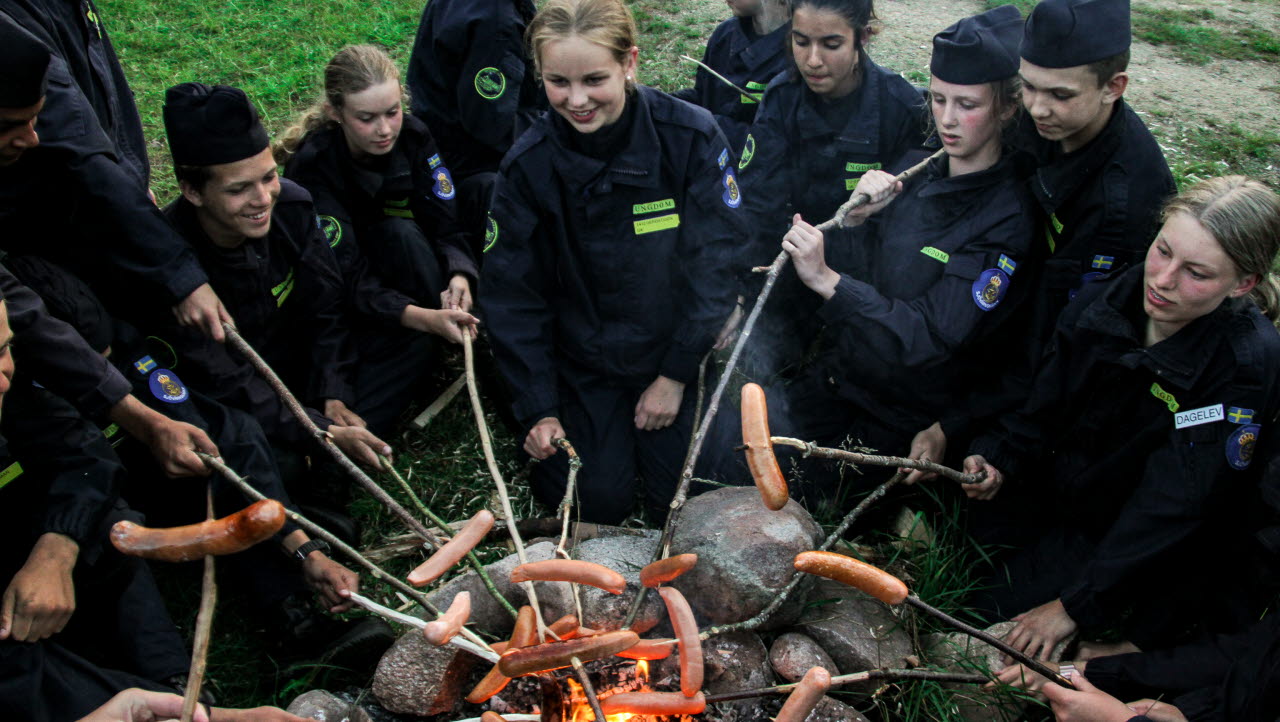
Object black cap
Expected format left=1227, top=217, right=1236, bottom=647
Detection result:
left=1021, top=0, right=1131, bottom=69
left=163, top=83, right=269, bottom=166
left=0, top=21, right=52, bottom=108
left=931, top=5, right=1024, bottom=84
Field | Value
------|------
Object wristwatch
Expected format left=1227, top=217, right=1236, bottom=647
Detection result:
left=293, top=538, right=331, bottom=562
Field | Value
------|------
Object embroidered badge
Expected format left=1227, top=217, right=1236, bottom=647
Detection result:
left=134, top=355, right=157, bottom=376
left=1226, top=423, right=1260, bottom=470
left=972, top=268, right=1010, bottom=311
left=148, top=370, right=189, bottom=404
left=1091, top=255, right=1115, bottom=270
left=634, top=214, right=680, bottom=235
left=997, top=254, right=1017, bottom=275
left=741, top=80, right=767, bottom=104
left=431, top=167, right=456, bottom=200
left=272, top=268, right=296, bottom=307
left=739, top=134, right=756, bottom=170
left=1228, top=407, right=1256, bottom=424
left=717, top=148, right=729, bottom=170
left=474, top=67, right=506, bottom=100
left=317, top=215, right=342, bottom=248
left=1174, top=404, right=1224, bottom=430
left=722, top=168, right=742, bottom=208
left=920, top=247, right=949, bottom=264
left=633, top=199, right=675, bottom=215
left=1150, top=382, right=1180, bottom=413
left=483, top=214, right=499, bottom=252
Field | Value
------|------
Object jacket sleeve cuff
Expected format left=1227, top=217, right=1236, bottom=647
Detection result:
left=660, top=344, right=703, bottom=386
left=817, top=275, right=871, bottom=325
left=42, top=505, right=102, bottom=547
left=1060, top=582, right=1108, bottom=630
left=442, top=241, right=480, bottom=282
left=514, top=390, right=560, bottom=430
left=165, top=265, right=210, bottom=307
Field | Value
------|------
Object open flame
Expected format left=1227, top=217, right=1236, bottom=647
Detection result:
left=565, top=660, right=651, bottom=722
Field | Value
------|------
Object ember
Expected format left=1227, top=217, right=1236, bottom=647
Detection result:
left=566, top=660, right=650, bottom=722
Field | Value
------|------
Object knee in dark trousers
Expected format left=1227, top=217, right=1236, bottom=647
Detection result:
left=362, top=217, right=446, bottom=305
left=349, top=324, right=435, bottom=437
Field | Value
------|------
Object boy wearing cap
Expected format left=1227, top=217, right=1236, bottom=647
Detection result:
left=1017, top=0, right=1175, bottom=327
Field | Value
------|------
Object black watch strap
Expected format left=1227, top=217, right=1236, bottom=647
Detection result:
left=293, top=538, right=331, bottom=562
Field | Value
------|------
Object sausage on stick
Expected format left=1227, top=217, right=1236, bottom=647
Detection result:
left=110, top=499, right=286, bottom=562
left=741, top=383, right=788, bottom=511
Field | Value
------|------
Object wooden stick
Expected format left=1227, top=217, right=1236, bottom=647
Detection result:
left=554, top=439, right=585, bottom=623
left=703, top=668, right=990, bottom=703
left=180, top=486, right=217, bottom=722
left=197, top=453, right=495, bottom=653
left=412, top=374, right=467, bottom=429
left=379, top=458, right=519, bottom=619
left=770, top=437, right=986, bottom=484
left=699, top=472, right=906, bottom=639
left=571, top=656, right=607, bottom=722
left=345, top=591, right=499, bottom=663
left=903, top=596, right=1074, bottom=688
left=624, top=149, right=945, bottom=629
left=679, top=55, right=758, bottom=103
left=221, top=325, right=446, bottom=550
left=461, top=333, right=549, bottom=639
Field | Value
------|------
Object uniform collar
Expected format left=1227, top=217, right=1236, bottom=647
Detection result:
left=915, top=151, right=1014, bottom=199
left=1024, top=98, right=1128, bottom=210
left=730, top=18, right=790, bottom=71
left=795, top=52, right=882, bottom=141
left=548, top=86, right=663, bottom=190
left=1078, top=264, right=1232, bottom=390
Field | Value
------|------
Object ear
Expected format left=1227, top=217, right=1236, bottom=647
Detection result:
left=1230, top=272, right=1260, bottom=299
left=179, top=180, right=204, bottom=208
left=624, top=45, right=640, bottom=78
left=323, top=102, right=341, bottom=124
left=1101, top=71, right=1128, bottom=105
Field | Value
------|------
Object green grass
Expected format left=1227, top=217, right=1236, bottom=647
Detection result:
left=1162, top=120, right=1280, bottom=190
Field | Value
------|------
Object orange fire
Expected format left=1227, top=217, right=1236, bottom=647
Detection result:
left=565, top=660, right=651, bottom=722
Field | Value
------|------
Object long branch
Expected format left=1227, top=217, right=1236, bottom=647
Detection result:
left=180, top=487, right=217, bottom=722
left=624, top=150, right=945, bottom=629
left=461, top=333, right=548, bottom=639
left=570, top=656, right=607, bottom=721
left=380, top=458, right=518, bottom=619
left=345, top=591, right=499, bottom=663
left=221, top=325, right=445, bottom=549
left=679, top=55, right=757, bottom=102
left=703, top=668, right=990, bottom=703
left=771, top=437, right=985, bottom=484
left=700, top=472, right=906, bottom=639
left=554, top=439, right=585, bottom=622
left=198, top=453, right=493, bottom=653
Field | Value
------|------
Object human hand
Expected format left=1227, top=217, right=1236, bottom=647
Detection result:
left=323, top=399, right=366, bottom=428
left=1041, top=672, right=1150, bottom=722
left=992, top=659, right=1087, bottom=693
left=635, top=376, right=685, bottom=431
left=1126, top=699, right=1188, bottom=722
left=110, top=396, right=220, bottom=478
left=172, top=284, right=233, bottom=343
left=77, top=688, right=206, bottom=722
left=327, top=425, right=392, bottom=468
left=713, top=301, right=744, bottom=351
left=0, top=533, right=78, bottom=642
left=440, top=274, right=474, bottom=312
left=781, top=215, right=840, bottom=298
left=961, top=454, right=1003, bottom=500
left=402, top=306, right=479, bottom=342
left=902, top=422, right=946, bottom=485
left=843, top=170, right=901, bottom=225
left=524, top=417, right=565, bottom=460
left=300, top=553, right=358, bottom=613
left=1005, top=598, right=1078, bottom=664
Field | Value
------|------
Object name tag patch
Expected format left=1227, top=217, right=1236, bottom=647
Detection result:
left=634, top=214, right=680, bottom=235
left=1175, top=404, right=1223, bottom=429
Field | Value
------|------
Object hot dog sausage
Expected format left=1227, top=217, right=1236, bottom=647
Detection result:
left=510, top=559, right=626, bottom=594
left=794, top=551, right=909, bottom=605
left=640, top=554, right=698, bottom=588
left=741, top=383, right=788, bottom=511
left=109, top=499, right=286, bottom=562
left=775, top=666, right=831, bottom=722
left=658, top=586, right=703, bottom=696
left=422, top=592, right=471, bottom=646
left=600, top=691, right=706, bottom=715
left=498, top=630, right=639, bottom=677
left=407, top=509, right=494, bottom=587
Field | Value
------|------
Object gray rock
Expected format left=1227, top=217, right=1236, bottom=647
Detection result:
left=670, top=487, right=822, bottom=628
left=371, top=628, right=478, bottom=716
left=770, top=633, right=838, bottom=683
left=796, top=578, right=913, bottom=674
left=534, top=532, right=665, bottom=634
left=805, top=696, right=871, bottom=722
left=703, top=632, right=774, bottom=722
left=285, top=690, right=371, bottom=722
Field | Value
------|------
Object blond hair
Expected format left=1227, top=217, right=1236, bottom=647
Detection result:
left=274, top=44, right=403, bottom=164
left=525, top=0, right=637, bottom=80
left=1163, top=175, right=1280, bottom=320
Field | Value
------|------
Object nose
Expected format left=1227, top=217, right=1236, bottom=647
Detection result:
left=374, top=116, right=390, bottom=138
left=939, top=102, right=958, bottom=128
left=1026, top=92, right=1049, bottom=119
left=568, top=82, right=588, bottom=109
left=12, top=123, right=38, bottom=149
left=804, top=45, right=822, bottom=68
left=1152, top=260, right=1178, bottom=289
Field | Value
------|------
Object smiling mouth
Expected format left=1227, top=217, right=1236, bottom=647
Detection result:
left=569, top=108, right=598, bottom=123
left=1148, top=286, right=1174, bottom=306
left=245, top=211, right=268, bottom=222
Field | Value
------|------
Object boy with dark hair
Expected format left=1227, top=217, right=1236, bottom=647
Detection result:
left=672, top=0, right=792, bottom=149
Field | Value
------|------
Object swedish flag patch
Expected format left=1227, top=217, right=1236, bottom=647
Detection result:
left=134, top=356, right=156, bottom=375
left=997, top=254, right=1017, bottom=275
left=1091, top=255, right=1115, bottom=270
left=1228, top=407, right=1255, bottom=424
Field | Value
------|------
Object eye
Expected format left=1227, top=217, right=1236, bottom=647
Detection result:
left=959, top=101, right=977, bottom=110
left=357, top=114, right=375, bottom=123
left=585, top=76, right=605, bottom=86
left=823, top=40, right=842, bottom=50
left=1188, top=268, right=1208, bottom=281
left=1052, top=91, right=1072, bottom=101
left=793, top=36, right=809, bottom=47
left=1156, top=244, right=1171, bottom=257
left=546, top=77, right=568, bottom=87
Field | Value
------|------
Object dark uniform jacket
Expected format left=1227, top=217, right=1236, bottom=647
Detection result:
left=817, top=152, right=1037, bottom=437
left=0, top=6, right=208, bottom=307
left=671, top=16, right=790, bottom=150
left=160, top=181, right=354, bottom=443
left=970, top=266, right=1280, bottom=629
left=1088, top=614, right=1280, bottom=722
left=738, top=53, right=928, bottom=266
left=481, top=86, right=747, bottom=428
left=407, top=0, right=546, bottom=179
left=0, top=265, right=130, bottom=419
left=284, top=115, right=479, bottom=324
